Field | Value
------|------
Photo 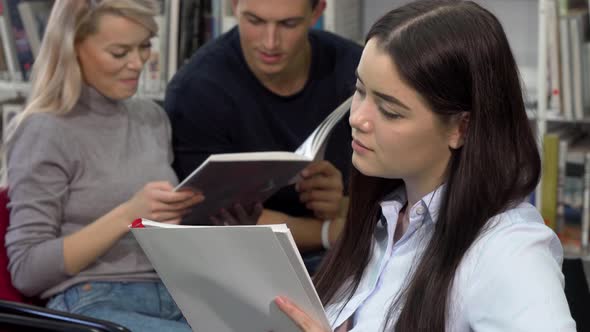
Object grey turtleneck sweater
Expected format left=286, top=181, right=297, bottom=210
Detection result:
left=5, top=86, right=178, bottom=299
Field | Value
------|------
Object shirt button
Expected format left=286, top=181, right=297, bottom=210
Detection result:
left=416, top=206, right=425, bottom=215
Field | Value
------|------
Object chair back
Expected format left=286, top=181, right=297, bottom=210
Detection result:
left=563, top=258, right=590, bottom=331
left=0, top=187, right=24, bottom=302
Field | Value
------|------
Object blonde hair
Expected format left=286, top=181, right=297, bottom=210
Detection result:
left=5, top=0, right=159, bottom=142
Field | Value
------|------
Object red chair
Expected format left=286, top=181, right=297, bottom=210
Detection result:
left=0, top=188, right=22, bottom=304
left=0, top=187, right=130, bottom=331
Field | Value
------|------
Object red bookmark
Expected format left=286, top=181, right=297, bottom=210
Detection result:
left=131, top=219, right=145, bottom=228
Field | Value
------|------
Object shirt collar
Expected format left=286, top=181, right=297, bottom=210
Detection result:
left=379, top=184, right=446, bottom=226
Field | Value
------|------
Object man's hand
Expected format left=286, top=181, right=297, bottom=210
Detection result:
left=296, top=161, right=344, bottom=220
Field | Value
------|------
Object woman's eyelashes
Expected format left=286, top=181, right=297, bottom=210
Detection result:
left=110, top=42, right=152, bottom=59
left=355, top=84, right=402, bottom=120
left=378, top=105, right=402, bottom=119
left=355, top=84, right=366, bottom=97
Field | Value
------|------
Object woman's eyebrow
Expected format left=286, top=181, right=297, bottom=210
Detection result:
left=355, top=69, right=410, bottom=110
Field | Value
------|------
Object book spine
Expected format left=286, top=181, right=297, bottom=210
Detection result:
left=582, top=152, right=590, bottom=252
left=557, top=138, right=570, bottom=233
left=547, top=0, right=561, bottom=111
left=559, top=16, right=574, bottom=120
left=569, top=14, right=585, bottom=120
left=585, top=43, right=590, bottom=115
left=142, top=14, right=164, bottom=95
left=541, top=133, right=560, bottom=230
left=166, top=0, right=180, bottom=82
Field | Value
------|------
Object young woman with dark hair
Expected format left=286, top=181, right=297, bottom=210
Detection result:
left=275, top=1, right=576, bottom=331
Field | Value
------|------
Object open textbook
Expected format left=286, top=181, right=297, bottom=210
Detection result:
left=176, top=96, right=352, bottom=225
left=130, top=219, right=331, bottom=332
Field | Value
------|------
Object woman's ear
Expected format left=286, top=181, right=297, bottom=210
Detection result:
left=448, top=112, right=470, bottom=150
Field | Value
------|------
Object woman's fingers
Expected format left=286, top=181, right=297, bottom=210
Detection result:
left=151, top=193, right=204, bottom=212
left=275, top=296, right=327, bottom=332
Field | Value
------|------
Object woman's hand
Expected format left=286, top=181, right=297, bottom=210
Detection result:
left=124, top=181, right=204, bottom=224
left=296, top=161, right=344, bottom=220
left=275, top=296, right=331, bottom=332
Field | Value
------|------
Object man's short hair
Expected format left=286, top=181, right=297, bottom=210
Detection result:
left=311, top=0, right=319, bottom=9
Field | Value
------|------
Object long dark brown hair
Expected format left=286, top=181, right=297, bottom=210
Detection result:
left=313, top=1, right=541, bottom=330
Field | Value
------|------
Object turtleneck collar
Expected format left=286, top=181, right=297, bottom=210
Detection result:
left=77, top=83, right=124, bottom=115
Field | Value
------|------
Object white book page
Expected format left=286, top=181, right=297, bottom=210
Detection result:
left=209, top=151, right=309, bottom=162
left=131, top=224, right=328, bottom=331
left=295, top=96, right=352, bottom=160
left=138, top=219, right=290, bottom=231
left=273, top=230, right=330, bottom=329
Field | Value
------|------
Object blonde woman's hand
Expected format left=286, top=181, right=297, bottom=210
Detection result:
left=124, top=181, right=204, bottom=224
left=296, top=161, right=344, bottom=220
left=275, top=296, right=331, bottom=332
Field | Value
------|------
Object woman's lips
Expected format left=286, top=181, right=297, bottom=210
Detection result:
left=352, top=138, right=372, bottom=153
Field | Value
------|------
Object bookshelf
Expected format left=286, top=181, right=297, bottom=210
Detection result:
left=535, top=0, right=590, bottom=263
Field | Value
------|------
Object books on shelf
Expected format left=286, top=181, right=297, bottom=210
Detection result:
left=541, top=126, right=590, bottom=257
left=175, top=96, right=352, bottom=225
left=545, top=0, right=590, bottom=121
left=2, top=0, right=35, bottom=81
left=560, top=134, right=590, bottom=255
left=130, top=219, right=330, bottom=332
left=17, top=0, right=51, bottom=58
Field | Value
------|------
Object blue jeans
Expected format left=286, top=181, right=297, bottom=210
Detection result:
left=46, top=281, right=192, bottom=332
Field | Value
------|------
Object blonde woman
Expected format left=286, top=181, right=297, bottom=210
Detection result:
left=5, top=1, right=201, bottom=331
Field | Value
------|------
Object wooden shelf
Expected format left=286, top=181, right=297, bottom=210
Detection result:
left=0, top=80, right=31, bottom=94
left=0, top=80, right=165, bottom=101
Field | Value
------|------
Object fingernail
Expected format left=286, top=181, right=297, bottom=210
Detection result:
left=275, top=296, right=285, bottom=305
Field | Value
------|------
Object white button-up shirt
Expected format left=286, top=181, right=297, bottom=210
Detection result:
left=326, top=186, right=576, bottom=331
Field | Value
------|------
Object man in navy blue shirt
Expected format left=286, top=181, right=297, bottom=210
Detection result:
left=165, top=0, right=361, bottom=261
